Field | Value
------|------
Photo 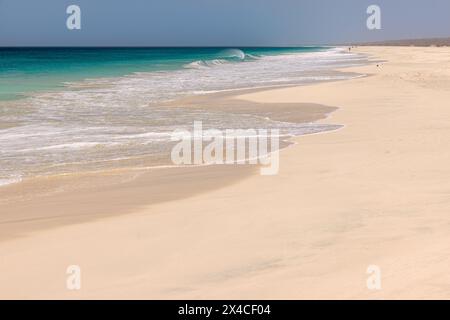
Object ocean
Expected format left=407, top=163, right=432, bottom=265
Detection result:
left=0, top=47, right=366, bottom=186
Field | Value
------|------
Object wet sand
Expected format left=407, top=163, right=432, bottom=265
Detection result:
left=0, top=94, right=335, bottom=241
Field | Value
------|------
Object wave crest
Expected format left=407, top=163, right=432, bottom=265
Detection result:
left=183, top=49, right=259, bottom=69
left=220, top=48, right=246, bottom=60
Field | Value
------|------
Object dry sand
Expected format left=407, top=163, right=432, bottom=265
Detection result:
left=1, top=46, right=450, bottom=299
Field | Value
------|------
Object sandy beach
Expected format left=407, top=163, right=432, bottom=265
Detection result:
left=1, top=46, right=450, bottom=299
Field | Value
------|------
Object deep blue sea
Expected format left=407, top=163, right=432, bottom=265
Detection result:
left=0, top=47, right=367, bottom=186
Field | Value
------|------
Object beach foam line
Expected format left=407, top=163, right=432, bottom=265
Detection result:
left=0, top=176, right=22, bottom=187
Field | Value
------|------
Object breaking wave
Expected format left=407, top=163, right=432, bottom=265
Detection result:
left=184, top=48, right=259, bottom=69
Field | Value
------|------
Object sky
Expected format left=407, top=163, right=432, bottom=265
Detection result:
left=1, top=0, right=450, bottom=46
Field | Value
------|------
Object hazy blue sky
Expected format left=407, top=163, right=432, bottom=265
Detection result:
left=1, top=0, right=449, bottom=46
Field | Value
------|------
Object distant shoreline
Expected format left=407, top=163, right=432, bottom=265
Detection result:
left=352, top=37, right=450, bottom=47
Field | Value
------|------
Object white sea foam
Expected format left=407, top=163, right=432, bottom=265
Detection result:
left=185, top=59, right=229, bottom=69
left=0, top=176, right=22, bottom=187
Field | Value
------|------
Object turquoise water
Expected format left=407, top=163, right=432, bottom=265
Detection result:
left=0, top=47, right=325, bottom=101
left=0, top=47, right=367, bottom=186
